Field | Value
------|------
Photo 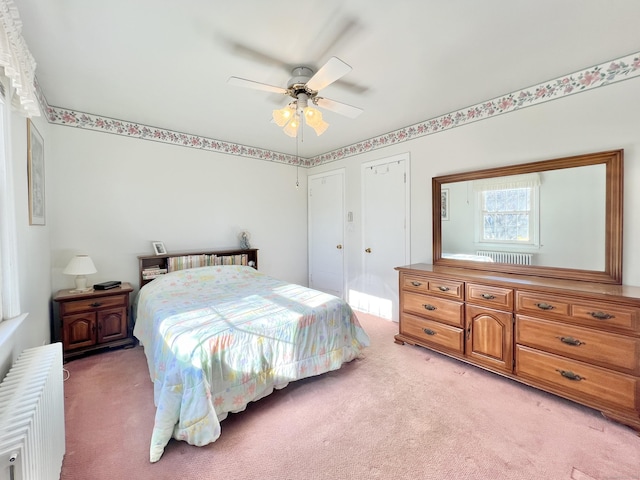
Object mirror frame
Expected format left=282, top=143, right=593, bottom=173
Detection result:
left=432, top=149, right=623, bottom=284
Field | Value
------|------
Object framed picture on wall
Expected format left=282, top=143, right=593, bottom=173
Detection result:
left=27, top=119, right=45, bottom=225
left=441, top=188, right=449, bottom=221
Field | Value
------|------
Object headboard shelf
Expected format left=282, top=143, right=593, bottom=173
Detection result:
left=137, top=248, right=258, bottom=287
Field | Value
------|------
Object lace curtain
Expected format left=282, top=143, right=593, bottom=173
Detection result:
left=0, top=0, right=39, bottom=117
left=0, top=0, right=36, bottom=320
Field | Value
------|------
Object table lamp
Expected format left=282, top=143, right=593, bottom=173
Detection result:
left=63, top=255, right=97, bottom=292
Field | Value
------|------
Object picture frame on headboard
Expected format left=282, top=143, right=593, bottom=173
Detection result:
left=27, top=119, right=45, bottom=225
left=152, top=241, right=167, bottom=255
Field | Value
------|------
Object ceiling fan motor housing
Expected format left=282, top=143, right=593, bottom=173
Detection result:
left=288, top=66, right=317, bottom=100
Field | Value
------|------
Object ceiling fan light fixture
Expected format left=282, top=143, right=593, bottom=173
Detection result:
left=272, top=105, right=295, bottom=127
left=303, top=106, right=320, bottom=125
left=304, top=106, right=329, bottom=136
left=309, top=118, right=329, bottom=136
left=283, top=114, right=300, bottom=137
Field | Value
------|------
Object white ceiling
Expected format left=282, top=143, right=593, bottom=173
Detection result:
left=13, top=0, right=640, bottom=158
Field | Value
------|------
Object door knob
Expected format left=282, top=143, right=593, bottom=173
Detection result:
left=336, top=244, right=343, bottom=249
left=365, top=248, right=372, bottom=253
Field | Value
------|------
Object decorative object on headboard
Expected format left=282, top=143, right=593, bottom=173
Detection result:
left=151, top=241, right=166, bottom=255
left=432, top=149, right=623, bottom=284
left=238, top=231, right=251, bottom=249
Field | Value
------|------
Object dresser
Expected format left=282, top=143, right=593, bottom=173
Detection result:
left=53, top=283, right=134, bottom=360
left=395, top=264, right=640, bottom=433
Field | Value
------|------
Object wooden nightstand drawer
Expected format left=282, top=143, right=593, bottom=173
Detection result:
left=466, top=283, right=513, bottom=310
left=60, top=294, right=127, bottom=315
left=401, top=313, right=464, bottom=354
left=516, top=345, right=638, bottom=412
left=517, top=315, right=640, bottom=374
left=402, top=291, right=464, bottom=327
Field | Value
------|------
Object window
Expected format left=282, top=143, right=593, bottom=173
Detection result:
left=0, top=81, right=22, bottom=321
left=474, top=174, right=540, bottom=246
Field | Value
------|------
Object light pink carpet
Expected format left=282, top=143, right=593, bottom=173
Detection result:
left=60, top=313, right=640, bottom=479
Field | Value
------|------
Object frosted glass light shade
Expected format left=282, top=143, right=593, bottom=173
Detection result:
left=304, top=107, right=329, bottom=136
left=283, top=115, right=300, bottom=137
left=63, top=255, right=97, bottom=292
left=309, top=118, right=329, bottom=136
left=272, top=106, right=294, bottom=127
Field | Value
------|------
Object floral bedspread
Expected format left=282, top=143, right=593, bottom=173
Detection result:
left=133, top=265, right=370, bottom=462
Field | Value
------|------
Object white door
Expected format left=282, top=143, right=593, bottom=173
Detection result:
left=308, top=169, right=345, bottom=298
left=356, top=154, right=410, bottom=321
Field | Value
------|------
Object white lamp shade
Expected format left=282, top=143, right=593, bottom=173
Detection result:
left=63, top=255, right=97, bottom=292
left=63, top=255, right=97, bottom=275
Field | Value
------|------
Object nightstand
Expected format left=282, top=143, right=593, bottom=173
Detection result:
left=53, top=283, right=134, bottom=360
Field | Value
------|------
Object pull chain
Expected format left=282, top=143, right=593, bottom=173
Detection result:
left=295, top=119, right=300, bottom=189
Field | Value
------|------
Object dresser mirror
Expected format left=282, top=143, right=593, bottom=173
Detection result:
left=432, top=150, right=623, bottom=284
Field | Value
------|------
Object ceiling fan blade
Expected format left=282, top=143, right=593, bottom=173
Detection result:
left=227, top=77, right=288, bottom=95
left=224, top=39, right=292, bottom=71
left=315, top=97, right=363, bottom=119
left=306, top=57, right=352, bottom=91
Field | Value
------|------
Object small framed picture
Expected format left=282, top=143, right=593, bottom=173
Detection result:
left=27, top=119, right=45, bottom=225
left=152, top=241, right=167, bottom=255
left=441, top=189, right=450, bottom=221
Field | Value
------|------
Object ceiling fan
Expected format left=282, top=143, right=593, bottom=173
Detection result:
left=228, top=57, right=363, bottom=137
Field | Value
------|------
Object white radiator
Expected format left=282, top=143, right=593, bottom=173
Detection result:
left=0, top=343, right=65, bottom=480
left=476, top=250, right=533, bottom=265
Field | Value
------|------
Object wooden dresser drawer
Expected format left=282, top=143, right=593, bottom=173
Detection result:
left=60, top=294, right=128, bottom=315
left=517, top=315, right=640, bottom=375
left=400, top=313, right=464, bottom=354
left=466, top=283, right=513, bottom=310
left=402, top=274, right=463, bottom=300
left=516, top=291, right=639, bottom=334
left=516, top=345, right=638, bottom=412
left=402, top=291, right=464, bottom=327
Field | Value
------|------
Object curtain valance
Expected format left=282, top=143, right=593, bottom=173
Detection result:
left=0, top=0, right=39, bottom=117
left=472, top=173, right=540, bottom=192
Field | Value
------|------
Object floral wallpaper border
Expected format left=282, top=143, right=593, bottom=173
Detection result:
left=38, top=50, right=640, bottom=168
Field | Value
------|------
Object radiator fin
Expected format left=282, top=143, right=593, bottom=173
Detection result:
left=476, top=250, right=533, bottom=265
left=0, top=343, right=65, bottom=480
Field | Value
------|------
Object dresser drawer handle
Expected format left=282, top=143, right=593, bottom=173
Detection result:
left=535, top=302, right=554, bottom=310
left=556, top=369, right=584, bottom=381
left=480, top=293, right=495, bottom=300
left=411, top=281, right=422, bottom=287
left=438, top=286, right=450, bottom=292
left=587, top=311, right=615, bottom=320
left=89, top=302, right=102, bottom=308
left=422, top=304, right=437, bottom=311
left=423, top=328, right=436, bottom=336
left=558, top=336, right=584, bottom=347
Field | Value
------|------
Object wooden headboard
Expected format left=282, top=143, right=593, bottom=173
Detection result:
left=137, top=248, right=258, bottom=288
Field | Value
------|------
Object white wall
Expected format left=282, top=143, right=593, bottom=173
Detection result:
left=0, top=112, right=52, bottom=379
left=48, top=127, right=309, bottom=294
left=3, top=71, right=640, bottom=381
left=310, top=78, right=640, bottom=299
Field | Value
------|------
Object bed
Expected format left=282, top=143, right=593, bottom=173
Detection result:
left=133, top=265, right=370, bottom=462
